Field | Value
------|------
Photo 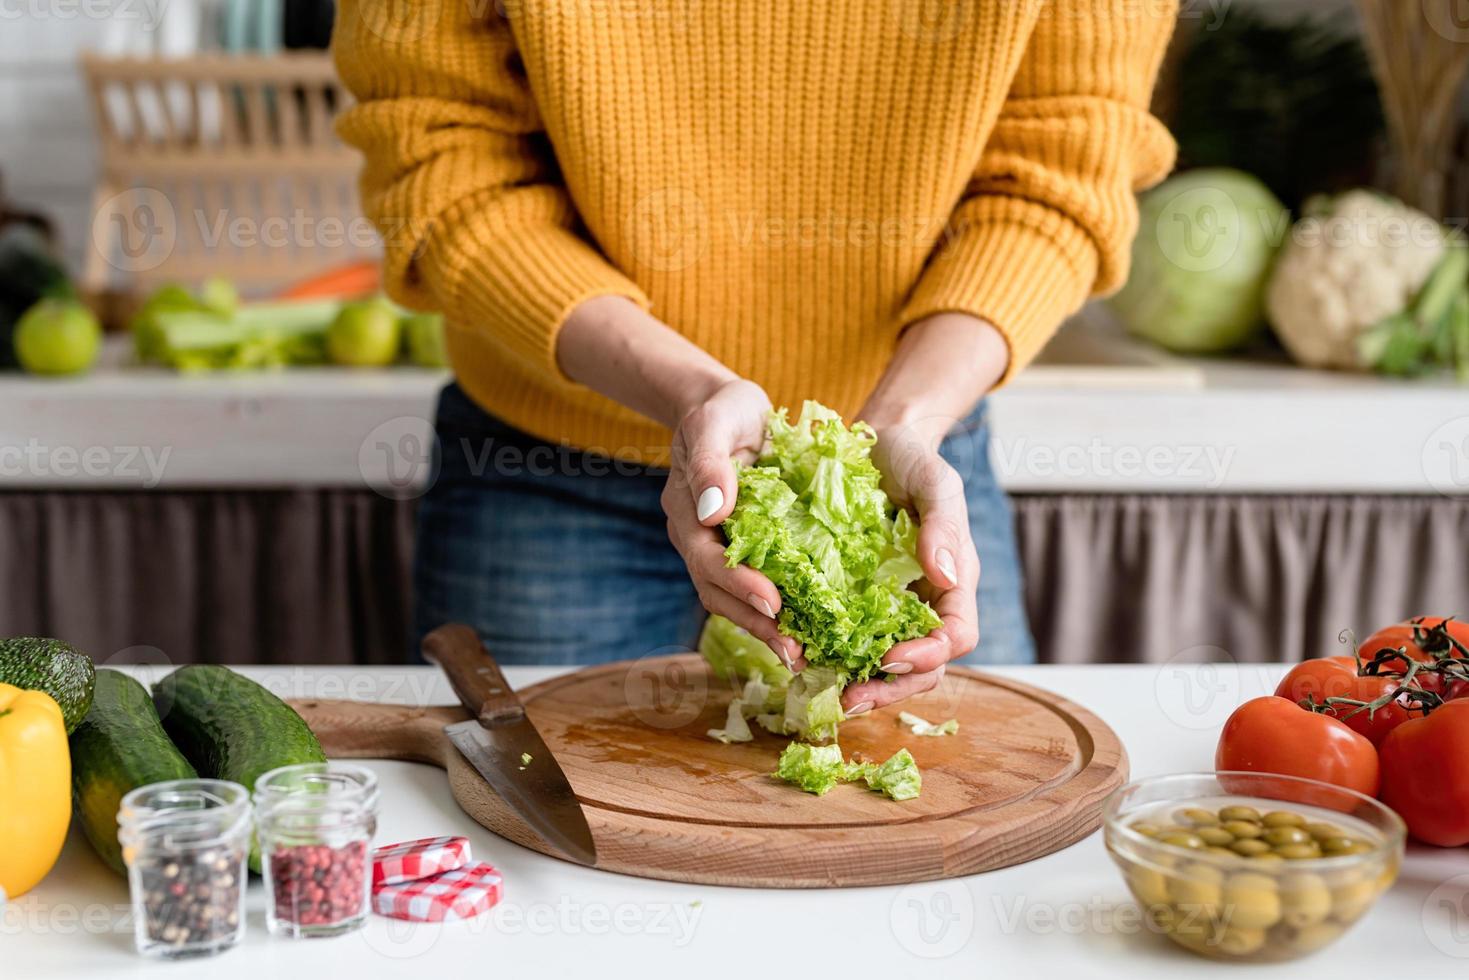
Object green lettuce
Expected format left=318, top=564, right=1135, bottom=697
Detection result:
left=864, top=748, right=922, bottom=801
left=698, top=612, right=794, bottom=689
left=775, top=743, right=923, bottom=800
left=722, top=402, right=942, bottom=683
left=898, top=711, right=960, bottom=737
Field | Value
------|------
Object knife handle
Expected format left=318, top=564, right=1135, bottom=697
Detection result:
left=422, top=623, right=526, bottom=727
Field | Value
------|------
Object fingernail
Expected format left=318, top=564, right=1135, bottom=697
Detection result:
left=696, top=486, right=724, bottom=522
left=935, top=548, right=957, bottom=587
left=749, top=593, right=775, bottom=619
left=768, top=637, right=794, bottom=670
left=880, top=661, right=913, bottom=674
left=846, top=701, right=874, bottom=716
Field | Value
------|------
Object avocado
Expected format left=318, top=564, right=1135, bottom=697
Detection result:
left=0, top=636, right=97, bottom=733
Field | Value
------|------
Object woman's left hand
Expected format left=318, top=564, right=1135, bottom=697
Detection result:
left=839, top=417, right=980, bottom=714
left=842, top=311, right=1008, bottom=715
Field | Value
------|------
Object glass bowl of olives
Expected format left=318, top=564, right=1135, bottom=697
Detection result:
left=1103, top=771, right=1405, bottom=962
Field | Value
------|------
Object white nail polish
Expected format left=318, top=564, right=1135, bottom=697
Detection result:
left=767, top=638, right=793, bottom=670
left=936, top=548, right=957, bottom=586
left=880, top=661, right=913, bottom=674
left=846, top=701, right=874, bottom=716
left=696, top=486, right=724, bottom=522
left=749, top=594, right=775, bottom=618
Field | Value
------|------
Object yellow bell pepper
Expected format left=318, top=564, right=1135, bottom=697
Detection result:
left=0, top=683, right=71, bottom=898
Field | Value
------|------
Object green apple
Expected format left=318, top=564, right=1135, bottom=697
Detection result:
left=327, top=299, right=401, bottom=367
left=404, top=312, right=449, bottom=368
left=15, top=299, right=103, bottom=376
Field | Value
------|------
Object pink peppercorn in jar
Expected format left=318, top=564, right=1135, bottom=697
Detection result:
left=253, top=762, right=379, bottom=938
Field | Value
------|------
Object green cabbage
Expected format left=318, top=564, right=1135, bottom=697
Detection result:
left=722, top=402, right=941, bottom=682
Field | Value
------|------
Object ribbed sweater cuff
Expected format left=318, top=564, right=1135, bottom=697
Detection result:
left=899, top=198, right=1099, bottom=385
left=422, top=216, right=650, bottom=383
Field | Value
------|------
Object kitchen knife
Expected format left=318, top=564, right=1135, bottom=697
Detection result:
left=421, top=624, right=597, bottom=866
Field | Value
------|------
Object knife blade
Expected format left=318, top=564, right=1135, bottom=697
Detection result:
left=422, top=624, right=597, bottom=866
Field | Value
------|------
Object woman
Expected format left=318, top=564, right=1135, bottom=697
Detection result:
left=335, top=0, right=1176, bottom=713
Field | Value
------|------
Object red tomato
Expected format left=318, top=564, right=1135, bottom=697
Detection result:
left=1378, top=699, right=1469, bottom=846
left=1216, top=696, right=1380, bottom=798
left=1360, top=616, right=1469, bottom=699
left=1274, top=656, right=1415, bottom=746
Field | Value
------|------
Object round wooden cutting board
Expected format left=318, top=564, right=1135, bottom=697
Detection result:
left=291, top=655, right=1126, bottom=888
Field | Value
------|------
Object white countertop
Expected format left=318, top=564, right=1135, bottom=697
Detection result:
left=2, top=314, right=1467, bottom=493
left=10, top=662, right=1469, bottom=979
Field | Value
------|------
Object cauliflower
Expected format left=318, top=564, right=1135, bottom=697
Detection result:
left=1265, top=191, right=1454, bottom=371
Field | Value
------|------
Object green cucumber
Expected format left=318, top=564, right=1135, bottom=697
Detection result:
left=69, top=670, right=198, bottom=873
left=153, top=665, right=327, bottom=871
left=0, top=636, right=96, bottom=733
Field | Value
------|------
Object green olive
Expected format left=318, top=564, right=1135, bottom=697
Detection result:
left=1158, top=831, right=1205, bottom=850
left=1168, top=862, right=1224, bottom=917
left=1176, top=807, right=1220, bottom=827
left=1222, top=820, right=1262, bottom=839
left=1280, top=873, right=1332, bottom=927
left=1198, top=827, right=1235, bottom=846
left=1276, top=842, right=1323, bottom=860
left=1287, top=921, right=1343, bottom=953
left=1330, top=879, right=1378, bottom=922
left=1320, top=836, right=1359, bottom=855
left=1205, top=846, right=1239, bottom=860
left=1304, top=822, right=1343, bottom=840
left=1230, top=838, right=1271, bottom=856
left=1221, top=872, right=1282, bottom=929
left=1249, top=851, right=1286, bottom=864
left=1215, top=925, right=1267, bottom=956
left=1126, top=865, right=1170, bottom=907
left=1263, top=826, right=1311, bottom=847
left=1219, top=804, right=1262, bottom=823
left=1129, top=820, right=1162, bottom=838
left=1262, top=811, right=1306, bottom=829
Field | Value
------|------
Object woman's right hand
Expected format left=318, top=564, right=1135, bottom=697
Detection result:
left=662, top=378, right=805, bottom=671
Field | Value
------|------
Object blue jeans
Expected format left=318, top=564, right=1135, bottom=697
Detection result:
left=412, top=384, right=1035, bottom=665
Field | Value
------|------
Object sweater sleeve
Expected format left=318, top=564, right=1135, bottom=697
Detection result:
left=332, top=1, right=648, bottom=381
left=897, top=0, right=1178, bottom=383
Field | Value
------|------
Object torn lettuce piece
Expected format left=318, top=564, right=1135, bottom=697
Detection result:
left=780, top=665, right=847, bottom=743
left=864, top=748, right=922, bottom=801
left=898, top=711, right=960, bottom=737
left=708, top=699, right=754, bottom=744
left=774, top=742, right=848, bottom=795
left=699, top=614, right=794, bottom=689
left=722, top=402, right=942, bottom=684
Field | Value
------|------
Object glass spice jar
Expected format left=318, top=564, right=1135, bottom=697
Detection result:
left=253, top=762, right=379, bottom=938
left=117, top=779, right=251, bottom=959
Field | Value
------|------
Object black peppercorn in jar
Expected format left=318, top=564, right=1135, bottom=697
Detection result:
left=117, top=779, right=251, bottom=959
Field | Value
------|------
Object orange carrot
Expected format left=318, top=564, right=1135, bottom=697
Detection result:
left=275, top=260, right=382, bottom=301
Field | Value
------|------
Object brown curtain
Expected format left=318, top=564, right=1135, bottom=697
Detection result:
left=0, top=490, right=1465, bottom=666
left=0, top=490, right=415, bottom=666
left=1014, top=494, right=1469, bottom=664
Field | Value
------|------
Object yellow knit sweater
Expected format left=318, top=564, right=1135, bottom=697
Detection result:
left=335, top=1, right=1176, bottom=463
